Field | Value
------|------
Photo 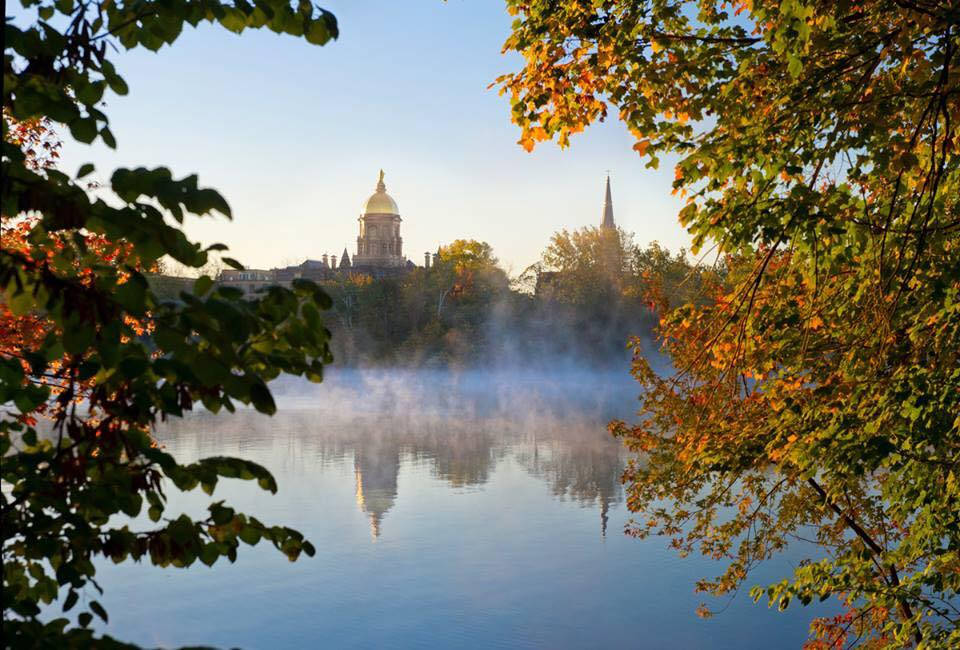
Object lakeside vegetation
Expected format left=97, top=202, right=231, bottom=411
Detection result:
left=499, top=0, right=960, bottom=645
left=3, top=0, right=958, bottom=648
left=221, top=233, right=698, bottom=368
left=150, top=230, right=703, bottom=369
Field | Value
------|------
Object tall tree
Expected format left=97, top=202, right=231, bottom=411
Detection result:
left=3, top=2, right=337, bottom=647
left=499, top=1, right=960, bottom=647
left=539, top=226, right=630, bottom=304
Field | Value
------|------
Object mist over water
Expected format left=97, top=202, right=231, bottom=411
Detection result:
left=270, top=365, right=641, bottom=418
left=85, top=368, right=829, bottom=649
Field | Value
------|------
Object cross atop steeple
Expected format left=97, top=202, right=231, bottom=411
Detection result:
left=601, top=173, right=615, bottom=229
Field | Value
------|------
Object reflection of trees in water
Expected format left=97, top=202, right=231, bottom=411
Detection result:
left=411, top=427, right=504, bottom=489
left=514, top=430, right=623, bottom=537
left=156, top=379, right=628, bottom=539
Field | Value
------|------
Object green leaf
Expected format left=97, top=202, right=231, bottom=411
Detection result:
left=100, top=127, right=117, bottom=149
left=114, top=276, right=147, bottom=313
left=306, top=21, right=330, bottom=45
left=194, top=275, right=214, bottom=296
left=76, top=80, right=105, bottom=105
left=199, top=543, right=220, bottom=567
left=219, top=8, right=247, bottom=33
left=89, top=600, right=108, bottom=623
left=249, top=382, right=276, bottom=415
left=118, top=357, right=149, bottom=379
left=62, top=590, right=79, bottom=612
left=210, top=503, right=234, bottom=526
left=239, top=526, right=262, bottom=545
left=787, top=55, right=803, bottom=78
left=62, top=322, right=95, bottom=355
left=69, top=118, right=98, bottom=144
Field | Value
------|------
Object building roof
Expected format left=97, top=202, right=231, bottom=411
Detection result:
left=362, top=169, right=399, bottom=215
left=601, top=174, right=615, bottom=229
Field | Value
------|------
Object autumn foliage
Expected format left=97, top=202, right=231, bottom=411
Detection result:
left=500, top=0, right=959, bottom=647
left=3, top=2, right=339, bottom=647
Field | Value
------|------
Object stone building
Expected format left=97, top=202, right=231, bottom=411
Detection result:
left=219, top=170, right=419, bottom=293
left=217, top=268, right=275, bottom=295
left=352, top=170, right=406, bottom=269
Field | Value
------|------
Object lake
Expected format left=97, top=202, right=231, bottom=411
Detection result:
left=88, top=369, right=829, bottom=648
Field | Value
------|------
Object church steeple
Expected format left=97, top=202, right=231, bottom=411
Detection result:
left=601, top=174, right=615, bottom=229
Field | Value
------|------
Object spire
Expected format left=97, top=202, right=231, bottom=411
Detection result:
left=601, top=174, right=615, bottom=229
left=340, top=248, right=351, bottom=268
left=376, top=169, right=386, bottom=193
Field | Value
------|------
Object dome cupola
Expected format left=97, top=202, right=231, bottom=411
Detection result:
left=354, top=169, right=405, bottom=269
left=363, top=169, right=399, bottom=215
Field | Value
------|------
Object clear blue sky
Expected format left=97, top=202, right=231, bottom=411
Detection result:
left=21, top=0, right=692, bottom=273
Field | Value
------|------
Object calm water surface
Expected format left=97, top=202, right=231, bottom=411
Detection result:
left=90, top=369, right=828, bottom=648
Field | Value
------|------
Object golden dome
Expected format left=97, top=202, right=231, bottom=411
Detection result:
left=362, top=169, right=399, bottom=215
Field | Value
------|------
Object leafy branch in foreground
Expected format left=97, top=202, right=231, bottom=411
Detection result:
left=499, top=0, right=959, bottom=647
left=3, top=1, right=337, bottom=647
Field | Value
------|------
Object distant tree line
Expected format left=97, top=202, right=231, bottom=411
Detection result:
left=312, top=232, right=708, bottom=368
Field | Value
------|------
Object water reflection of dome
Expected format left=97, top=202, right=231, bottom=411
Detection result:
left=353, top=443, right=400, bottom=539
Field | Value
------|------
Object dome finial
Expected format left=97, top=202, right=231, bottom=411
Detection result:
left=362, top=169, right=399, bottom=215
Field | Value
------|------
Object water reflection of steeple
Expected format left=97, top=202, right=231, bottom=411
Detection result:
left=600, top=498, right=609, bottom=539
left=352, top=440, right=400, bottom=540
